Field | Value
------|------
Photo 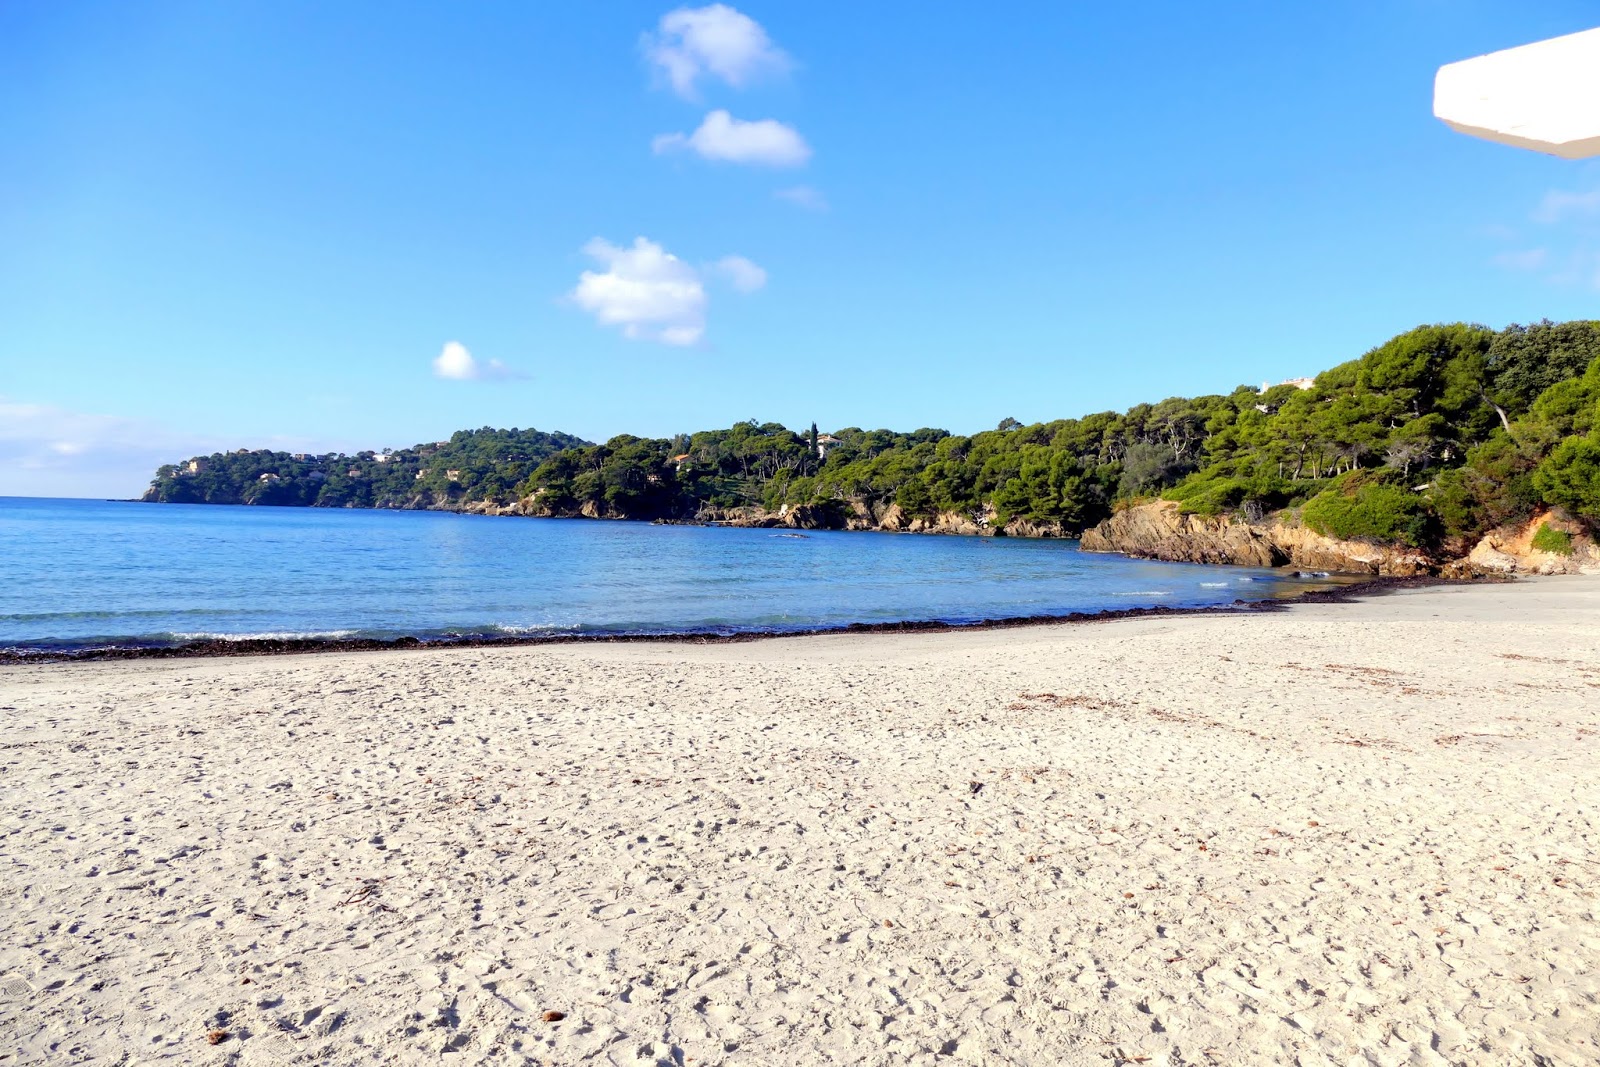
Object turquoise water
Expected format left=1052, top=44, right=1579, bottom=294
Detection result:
left=0, top=497, right=1337, bottom=651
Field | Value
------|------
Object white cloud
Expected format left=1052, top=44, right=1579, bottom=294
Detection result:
left=433, top=341, right=476, bottom=379
left=431, top=341, right=524, bottom=381
left=1533, top=188, right=1600, bottom=224
left=0, top=399, right=204, bottom=498
left=568, top=238, right=766, bottom=345
left=774, top=185, right=828, bottom=211
left=711, top=254, right=767, bottom=293
left=0, top=398, right=337, bottom=499
left=644, top=4, right=789, bottom=98
left=1491, top=248, right=1549, bottom=271
left=653, top=110, right=811, bottom=167
left=570, top=237, right=709, bottom=346
left=1487, top=180, right=1600, bottom=291
left=1545, top=249, right=1600, bottom=292
left=1496, top=180, right=1600, bottom=291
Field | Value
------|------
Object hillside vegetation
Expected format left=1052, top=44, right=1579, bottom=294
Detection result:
left=145, top=320, right=1600, bottom=549
left=145, top=428, right=588, bottom=508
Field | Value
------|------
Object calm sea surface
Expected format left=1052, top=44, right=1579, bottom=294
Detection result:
left=0, top=497, right=1344, bottom=651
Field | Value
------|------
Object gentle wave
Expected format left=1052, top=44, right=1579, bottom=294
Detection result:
left=166, top=629, right=363, bottom=642
left=468, top=623, right=586, bottom=638
left=0, top=607, right=260, bottom=623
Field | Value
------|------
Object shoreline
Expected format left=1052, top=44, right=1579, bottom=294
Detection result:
left=0, top=573, right=1460, bottom=664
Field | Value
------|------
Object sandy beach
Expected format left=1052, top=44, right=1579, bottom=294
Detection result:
left=2, top=579, right=1598, bottom=1066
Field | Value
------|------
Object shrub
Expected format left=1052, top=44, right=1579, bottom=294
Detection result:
left=1164, top=474, right=1246, bottom=516
left=1533, top=433, right=1600, bottom=521
left=1530, top=523, right=1574, bottom=555
left=1454, top=432, right=1544, bottom=532
left=1164, top=470, right=1293, bottom=519
left=893, top=475, right=935, bottom=517
left=1427, top=467, right=1480, bottom=541
left=1301, top=479, right=1438, bottom=547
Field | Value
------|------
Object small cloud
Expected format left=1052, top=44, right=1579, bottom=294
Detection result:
left=643, top=4, right=789, bottom=99
left=654, top=110, right=811, bottom=167
left=0, top=399, right=209, bottom=493
left=710, top=254, right=767, bottom=293
left=1545, top=249, right=1600, bottom=293
left=433, top=341, right=476, bottom=379
left=568, top=239, right=766, bottom=345
left=1491, top=248, right=1549, bottom=271
left=1533, top=188, right=1600, bottom=224
left=570, top=237, right=709, bottom=346
left=431, top=341, right=524, bottom=382
left=775, top=185, right=828, bottom=212
left=0, top=398, right=251, bottom=498
left=1488, top=181, right=1600, bottom=293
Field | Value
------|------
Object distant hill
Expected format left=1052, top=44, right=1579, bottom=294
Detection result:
left=143, top=427, right=591, bottom=508
left=144, top=321, right=1600, bottom=559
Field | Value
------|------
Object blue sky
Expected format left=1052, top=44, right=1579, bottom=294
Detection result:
left=3, top=1, right=1599, bottom=497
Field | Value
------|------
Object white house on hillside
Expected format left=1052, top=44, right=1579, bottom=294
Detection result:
left=1260, top=377, right=1315, bottom=392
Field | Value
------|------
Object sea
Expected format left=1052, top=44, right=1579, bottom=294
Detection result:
left=0, top=497, right=1350, bottom=653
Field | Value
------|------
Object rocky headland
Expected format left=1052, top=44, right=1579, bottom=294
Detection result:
left=459, top=496, right=1074, bottom=539
left=1078, top=500, right=1598, bottom=578
left=456, top=493, right=1600, bottom=579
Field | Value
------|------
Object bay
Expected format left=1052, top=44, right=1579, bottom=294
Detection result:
left=0, top=497, right=1345, bottom=651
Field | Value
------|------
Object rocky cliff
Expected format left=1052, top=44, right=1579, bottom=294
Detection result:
left=689, top=501, right=1071, bottom=539
left=459, top=496, right=1071, bottom=538
left=1454, top=511, right=1600, bottom=576
left=1079, top=501, right=1435, bottom=575
left=472, top=493, right=1596, bottom=578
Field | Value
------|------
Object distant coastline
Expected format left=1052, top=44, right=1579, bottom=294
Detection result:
left=136, top=320, right=1600, bottom=579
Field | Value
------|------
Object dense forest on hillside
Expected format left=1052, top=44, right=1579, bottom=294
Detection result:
left=146, top=427, right=589, bottom=507
left=145, top=320, right=1600, bottom=549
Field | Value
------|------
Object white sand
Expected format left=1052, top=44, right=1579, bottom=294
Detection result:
left=2, top=579, right=1599, bottom=1066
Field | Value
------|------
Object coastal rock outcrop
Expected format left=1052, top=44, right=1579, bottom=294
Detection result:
left=1264, top=522, right=1434, bottom=576
left=459, top=498, right=539, bottom=518
left=1460, top=512, right=1599, bottom=576
left=1079, top=502, right=1283, bottom=567
left=486, top=497, right=1074, bottom=539
left=659, top=502, right=1063, bottom=538
left=311, top=491, right=1599, bottom=583
left=708, top=504, right=851, bottom=530
left=870, top=505, right=1016, bottom=536
left=462, top=494, right=1596, bottom=582
left=1080, top=501, right=1435, bottom=575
